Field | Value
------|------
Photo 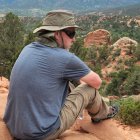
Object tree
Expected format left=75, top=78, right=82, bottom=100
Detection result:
left=24, top=32, right=35, bottom=46
left=0, top=12, right=24, bottom=78
left=124, top=66, right=140, bottom=95
left=105, top=70, right=129, bottom=96
left=70, top=37, right=87, bottom=61
left=134, top=44, right=140, bottom=61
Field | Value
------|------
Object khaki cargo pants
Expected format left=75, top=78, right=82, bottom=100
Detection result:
left=44, top=83, right=109, bottom=140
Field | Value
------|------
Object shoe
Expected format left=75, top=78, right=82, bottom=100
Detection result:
left=91, top=105, right=119, bottom=123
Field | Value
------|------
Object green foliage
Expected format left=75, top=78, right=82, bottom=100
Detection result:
left=134, top=44, right=140, bottom=60
left=70, top=37, right=88, bottom=61
left=99, top=80, right=107, bottom=96
left=87, top=62, right=102, bottom=77
left=85, top=46, right=97, bottom=61
left=117, top=98, right=140, bottom=125
left=105, top=70, right=129, bottom=96
left=0, top=12, right=24, bottom=78
left=105, top=66, right=140, bottom=96
left=126, top=45, right=137, bottom=55
left=23, top=18, right=41, bottom=33
left=97, top=45, right=110, bottom=65
left=124, top=57, right=137, bottom=67
left=76, top=15, right=99, bottom=33
left=93, top=63, right=102, bottom=77
left=85, top=45, right=110, bottom=66
left=123, top=66, right=140, bottom=95
left=105, top=78, right=120, bottom=96
left=24, top=32, right=35, bottom=45
left=112, top=48, right=121, bottom=58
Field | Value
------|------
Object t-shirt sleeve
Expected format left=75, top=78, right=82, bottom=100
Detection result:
left=63, top=55, right=91, bottom=80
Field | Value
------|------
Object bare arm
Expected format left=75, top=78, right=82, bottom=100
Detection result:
left=80, top=71, right=102, bottom=89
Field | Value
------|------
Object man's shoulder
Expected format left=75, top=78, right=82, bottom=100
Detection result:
left=53, top=48, right=75, bottom=59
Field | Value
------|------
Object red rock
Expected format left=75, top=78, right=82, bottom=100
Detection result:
left=112, top=37, right=138, bottom=48
left=0, top=82, right=139, bottom=140
left=81, top=120, right=127, bottom=140
left=84, top=29, right=111, bottom=47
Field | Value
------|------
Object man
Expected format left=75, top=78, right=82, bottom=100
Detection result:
left=4, top=10, right=118, bottom=140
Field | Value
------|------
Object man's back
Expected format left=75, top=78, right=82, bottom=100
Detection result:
left=4, top=42, right=90, bottom=139
left=4, top=42, right=69, bottom=139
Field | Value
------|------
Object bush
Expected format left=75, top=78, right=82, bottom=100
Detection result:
left=134, top=44, right=140, bottom=61
left=123, top=66, right=140, bottom=95
left=105, top=70, right=129, bottom=96
left=117, top=98, right=140, bottom=125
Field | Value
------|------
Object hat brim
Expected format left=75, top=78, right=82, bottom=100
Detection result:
left=33, top=25, right=82, bottom=33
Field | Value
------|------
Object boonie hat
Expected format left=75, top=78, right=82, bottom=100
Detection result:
left=33, top=10, right=81, bottom=33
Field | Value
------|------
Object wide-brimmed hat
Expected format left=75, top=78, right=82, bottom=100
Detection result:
left=33, top=10, right=81, bottom=33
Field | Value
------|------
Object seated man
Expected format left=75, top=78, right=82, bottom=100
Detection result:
left=4, top=10, right=118, bottom=140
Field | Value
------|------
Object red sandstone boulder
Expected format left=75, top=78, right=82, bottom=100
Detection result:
left=84, top=29, right=111, bottom=47
left=112, top=37, right=138, bottom=49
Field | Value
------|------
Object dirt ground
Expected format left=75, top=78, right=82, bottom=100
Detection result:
left=0, top=77, right=140, bottom=140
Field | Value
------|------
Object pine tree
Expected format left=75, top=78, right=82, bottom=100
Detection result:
left=0, top=12, right=24, bottom=78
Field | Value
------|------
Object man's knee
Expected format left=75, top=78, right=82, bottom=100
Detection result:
left=70, top=84, right=97, bottom=105
left=74, top=84, right=96, bottom=94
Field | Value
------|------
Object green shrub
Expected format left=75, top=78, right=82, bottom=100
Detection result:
left=123, top=66, right=140, bottom=95
left=112, top=48, right=121, bottom=59
left=134, top=44, right=140, bottom=61
left=105, top=70, right=129, bottom=96
left=124, top=57, right=137, bottom=67
left=117, top=98, right=140, bottom=125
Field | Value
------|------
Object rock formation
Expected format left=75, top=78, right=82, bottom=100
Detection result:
left=84, top=29, right=111, bottom=47
left=102, top=37, right=138, bottom=78
left=112, top=37, right=138, bottom=48
left=0, top=77, right=12, bottom=140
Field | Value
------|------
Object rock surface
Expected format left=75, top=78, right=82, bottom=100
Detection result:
left=0, top=77, right=140, bottom=140
left=101, top=37, right=138, bottom=78
left=84, top=29, right=111, bottom=47
left=0, top=77, right=12, bottom=140
left=112, top=37, right=138, bottom=48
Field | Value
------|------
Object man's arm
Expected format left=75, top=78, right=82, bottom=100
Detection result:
left=80, top=71, right=102, bottom=89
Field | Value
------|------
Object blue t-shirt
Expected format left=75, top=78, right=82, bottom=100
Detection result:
left=4, top=42, right=90, bottom=140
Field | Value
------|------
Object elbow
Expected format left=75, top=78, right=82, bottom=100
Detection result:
left=80, top=71, right=102, bottom=89
left=96, top=78, right=102, bottom=89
